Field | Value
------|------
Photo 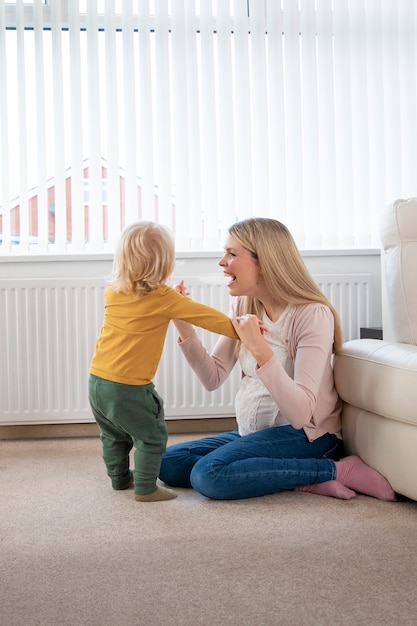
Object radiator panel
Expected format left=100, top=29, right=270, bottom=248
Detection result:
left=0, top=273, right=373, bottom=425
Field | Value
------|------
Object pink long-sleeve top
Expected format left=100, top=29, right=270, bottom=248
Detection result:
left=177, top=301, right=342, bottom=442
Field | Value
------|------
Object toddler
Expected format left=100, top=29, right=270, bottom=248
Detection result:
left=88, top=221, right=238, bottom=501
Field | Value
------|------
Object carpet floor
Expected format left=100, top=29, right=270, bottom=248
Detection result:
left=1, top=434, right=417, bottom=626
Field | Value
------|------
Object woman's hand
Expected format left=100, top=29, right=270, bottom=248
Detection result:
left=231, top=314, right=273, bottom=367
left=232, top=314, right=268, bottom=335
left=172, top=279, right=194, bottom=341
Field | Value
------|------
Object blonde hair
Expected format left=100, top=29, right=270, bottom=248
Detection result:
left=110, top=221, right=175, bottom=297
left=229, top=218, right=343, bottom=353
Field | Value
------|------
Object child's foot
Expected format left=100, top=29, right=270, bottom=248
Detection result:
left=134, top=486, right=177, bottom=502
left=295, top=480, right=356, bottom=500
left=112, top=471, right=134, bottom=490
left=336, top=456, right=396, bottom=501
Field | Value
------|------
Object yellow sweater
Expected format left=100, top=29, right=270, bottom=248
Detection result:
left=89, top=284, right=238, bottom=385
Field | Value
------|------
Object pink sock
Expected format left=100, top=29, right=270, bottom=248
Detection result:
left=336, top=456, right=396, bottom=501
left=295, top=480, right=356, bottom=500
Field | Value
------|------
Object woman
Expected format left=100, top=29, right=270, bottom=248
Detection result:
left=160, top=218, right=396, bottom=501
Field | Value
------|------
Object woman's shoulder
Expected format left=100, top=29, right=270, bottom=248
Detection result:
left=287, top=303, right=334, bottom=354
left=291, top=302, right=333, bottom=325
left=294, top=301, right=331, bottom=314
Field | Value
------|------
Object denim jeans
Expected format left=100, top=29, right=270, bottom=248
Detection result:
left=159, top=425, right=343, bottom=500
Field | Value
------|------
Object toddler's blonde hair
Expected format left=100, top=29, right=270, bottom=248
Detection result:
left=110, top=221, right=175, bottom=296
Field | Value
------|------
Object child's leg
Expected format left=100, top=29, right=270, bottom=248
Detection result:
left=94, top=414, right=134, bottom=489
left=130, top=387, right=176, bottom=501
left=89, top=376, right=133, bottom=489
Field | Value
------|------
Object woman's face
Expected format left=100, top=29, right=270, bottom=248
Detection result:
left=219, top=234, right=263, bottom=297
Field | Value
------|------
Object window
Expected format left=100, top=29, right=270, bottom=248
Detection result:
left=1, top=0, right=417, bottom=254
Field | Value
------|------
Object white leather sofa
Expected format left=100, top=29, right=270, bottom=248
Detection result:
left=334, top=198, right=417, bottom=501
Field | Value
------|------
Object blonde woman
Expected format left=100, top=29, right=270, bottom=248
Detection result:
left=88, top=221, right=238, bottom=502
left=160, top=218, right=396, bottom=502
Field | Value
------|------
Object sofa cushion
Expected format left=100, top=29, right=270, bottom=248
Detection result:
left=334, top=338, right=417, bottom=427
left=380, top=198, right=417, bottom=345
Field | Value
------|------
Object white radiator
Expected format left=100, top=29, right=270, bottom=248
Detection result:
left=0, top=272, right=374, bottom=425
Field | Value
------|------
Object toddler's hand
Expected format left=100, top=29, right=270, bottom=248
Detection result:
left=173, top=279, right=190, bottom=297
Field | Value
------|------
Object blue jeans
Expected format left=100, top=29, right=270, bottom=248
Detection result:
left=159, top=425, right=343, bottom=500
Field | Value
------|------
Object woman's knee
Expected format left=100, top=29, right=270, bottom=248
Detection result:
left=190, top=458, right=226, bottom=499
left=159, top=446, right=193, bottom=488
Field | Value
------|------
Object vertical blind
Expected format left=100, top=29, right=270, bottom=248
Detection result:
left=0, top=0, right=417, bottom=255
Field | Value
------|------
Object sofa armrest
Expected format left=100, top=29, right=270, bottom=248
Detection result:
left=333, top=338, right=417, bottom=427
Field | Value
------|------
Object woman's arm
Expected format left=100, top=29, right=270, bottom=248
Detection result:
left=173, top=319, right=195, bottom=342
left=177, top=331, right=238, bottom=390
left=255, top=305, right=336, bottom=430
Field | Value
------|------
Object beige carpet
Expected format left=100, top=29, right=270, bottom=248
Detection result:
left=1, top=434, right=417, bottom=626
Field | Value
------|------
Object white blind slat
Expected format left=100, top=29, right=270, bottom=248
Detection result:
left=282, top=0, right=304, bottom=241
left=68, top=1, right=84, bottom=252
left=17, top=0, right=29, bottom=250
left=333, top=0, right=354, bottom=248
left=350, top=1, right=370, bottom=248
left=138, top=0, right=155, bottom=223
left=382, top=2, right=402, bottom=208
left=200, top=0, right=218, bottom=249
left=365, top=0, right=385, bottom=248
left=233, top=0, right=253, bottom=221
left=249, top=0, right=269, bottom=223
left=216, top=1, right=236, bottom=239
left=398, top=0, right=417, bottom=198
left=316, top=0, right=337, bottom=247
left=104, top=0, right=121, bottom=248
left=86, top=0, right=103, bottom=250
left=183, top=1, right=201, bottom=248
left=0, top=1, right=11, bottom=250
left=171, top=2, right=191, bottom=249
left=34, top=0, right=48, bottom=252
left=50, top=0, right=67, bottom=251
left=300, top=0, right=320, bottom=248
left=122, top=0, right=138, bottom=226
left=265, top=0, right=286, bottom=226
left=154, top=0, right=173, bottom=229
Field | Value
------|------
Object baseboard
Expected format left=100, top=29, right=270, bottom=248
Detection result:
left=0, top=418, right=237, bottom=440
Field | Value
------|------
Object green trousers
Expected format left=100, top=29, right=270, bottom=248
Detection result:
left=88, top=374, right=168, bottom=495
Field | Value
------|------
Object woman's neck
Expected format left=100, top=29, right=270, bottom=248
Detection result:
left=261, top=298, right=288, bottom=323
